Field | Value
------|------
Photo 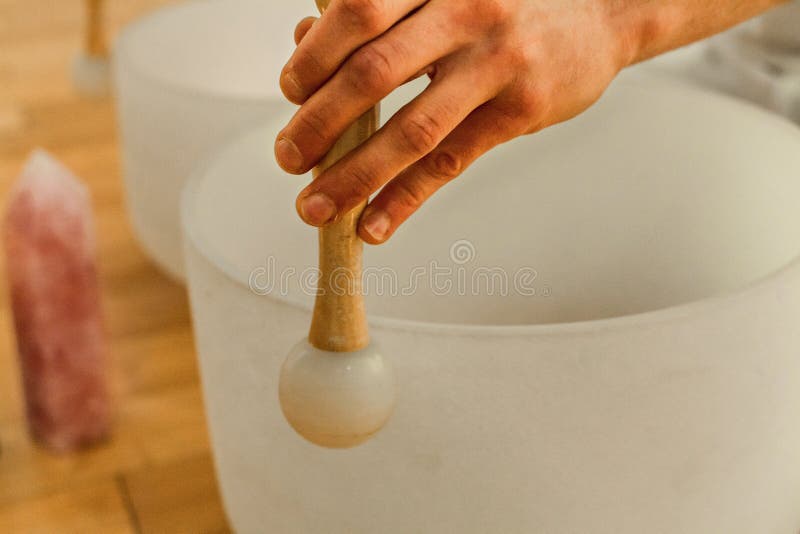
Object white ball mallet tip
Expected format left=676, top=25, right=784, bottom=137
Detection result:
left=279, top=340, right=396, bottom=449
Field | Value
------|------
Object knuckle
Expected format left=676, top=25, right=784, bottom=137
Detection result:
left=489, top=98, right=533, bottom=136
left=348, top=44, right=394, bottom=95
left=524, top=120, right=547, bottom=136
left=495, top=38, right=536, bottom=72
left=398, top=111, right=443, bottom=154
left=292, top=46, right=326, bottom=79
left=345, top=164, right=378, bottom=197
left=506, top=47, right=530, bottom=71
left=515, top=86, right=547, bottom=119
left=339, top=0, right=384, bottom=32
left=294, top=17, right=315, bottom=39
left=425, top=150, right=463, bottom=182
left=393, top=179, right=428, bottom=210
left=516, top=93, right=540, bottom=119
left=295, top=106, right=329, bottom=143
left=477, top=0, right=514, bottom=27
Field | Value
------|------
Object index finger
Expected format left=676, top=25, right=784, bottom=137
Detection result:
left=280, top=0, right=427, bottom=104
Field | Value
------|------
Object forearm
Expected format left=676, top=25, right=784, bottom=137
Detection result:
left=611, top=0, right=790, bottom=65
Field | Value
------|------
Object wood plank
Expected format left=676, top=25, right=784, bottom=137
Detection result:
left=113, top=324, right=200, bottom=396
left=123, top=454, right=230, bottom=534
left=120, top=384, right=212, bottom=465
left=0, top=305, right=24, bottom=423
left=0, top=414, right=145, bottom=506
left=0, top=479, right=135, bottom=534
left=0, top=384, right=211, bottom=506
left=0, top=0, right=227, bottom=529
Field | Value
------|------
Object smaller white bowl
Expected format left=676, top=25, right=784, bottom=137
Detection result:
left=113, top=0, right=311, bottom=279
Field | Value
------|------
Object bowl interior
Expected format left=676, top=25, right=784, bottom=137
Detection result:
left=116, top=0, right=311, bottom=99
left=184, top=74, right=800, bottom=326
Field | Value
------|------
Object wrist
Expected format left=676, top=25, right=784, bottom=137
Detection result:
left=603, top=1, right=676, bottom=68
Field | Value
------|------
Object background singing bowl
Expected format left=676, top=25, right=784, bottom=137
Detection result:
left=182, top=73, right=800, bottom=533
left=113, top=0, right=311, bottom=279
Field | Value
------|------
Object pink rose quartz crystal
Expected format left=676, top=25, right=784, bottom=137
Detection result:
left=3, top=150, right=111, bottom=452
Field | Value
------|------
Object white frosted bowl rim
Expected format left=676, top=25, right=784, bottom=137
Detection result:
left=181, top=77, right=800, bottom=338
left=113, top=0, right=294, bottom=103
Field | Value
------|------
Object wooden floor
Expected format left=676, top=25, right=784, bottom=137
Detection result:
left=0, top=1, right=231, bottom=532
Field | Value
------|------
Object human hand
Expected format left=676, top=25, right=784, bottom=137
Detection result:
left=275, top=0, right=633, bottom=243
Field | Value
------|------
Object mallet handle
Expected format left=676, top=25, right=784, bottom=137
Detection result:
left=85, top=0, right=107, bottom=58
left=308, top=0, right=379, bottom=352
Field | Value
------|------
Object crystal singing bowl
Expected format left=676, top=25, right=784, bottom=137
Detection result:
left=182, top=74, right=800, bottom=533
left=113, top=0, right=310, bottom=279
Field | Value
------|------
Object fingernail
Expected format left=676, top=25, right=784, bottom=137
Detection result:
left=299, top=192, right=337, bottom=226
left=361, top=209, right=391, bottom=241
left=275, top=137, right=303, bottom=173
left=281, top=70, right=304, bottom=102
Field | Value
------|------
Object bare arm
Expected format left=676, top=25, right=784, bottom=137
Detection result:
left=275, top=0, right=789, bottom=243
left=616, top=0, right=789, bottom=64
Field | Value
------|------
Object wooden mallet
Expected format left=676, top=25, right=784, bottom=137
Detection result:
left=72, top=0, right=110, bottom=95
left=278, top=0, right=397, bottom=449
